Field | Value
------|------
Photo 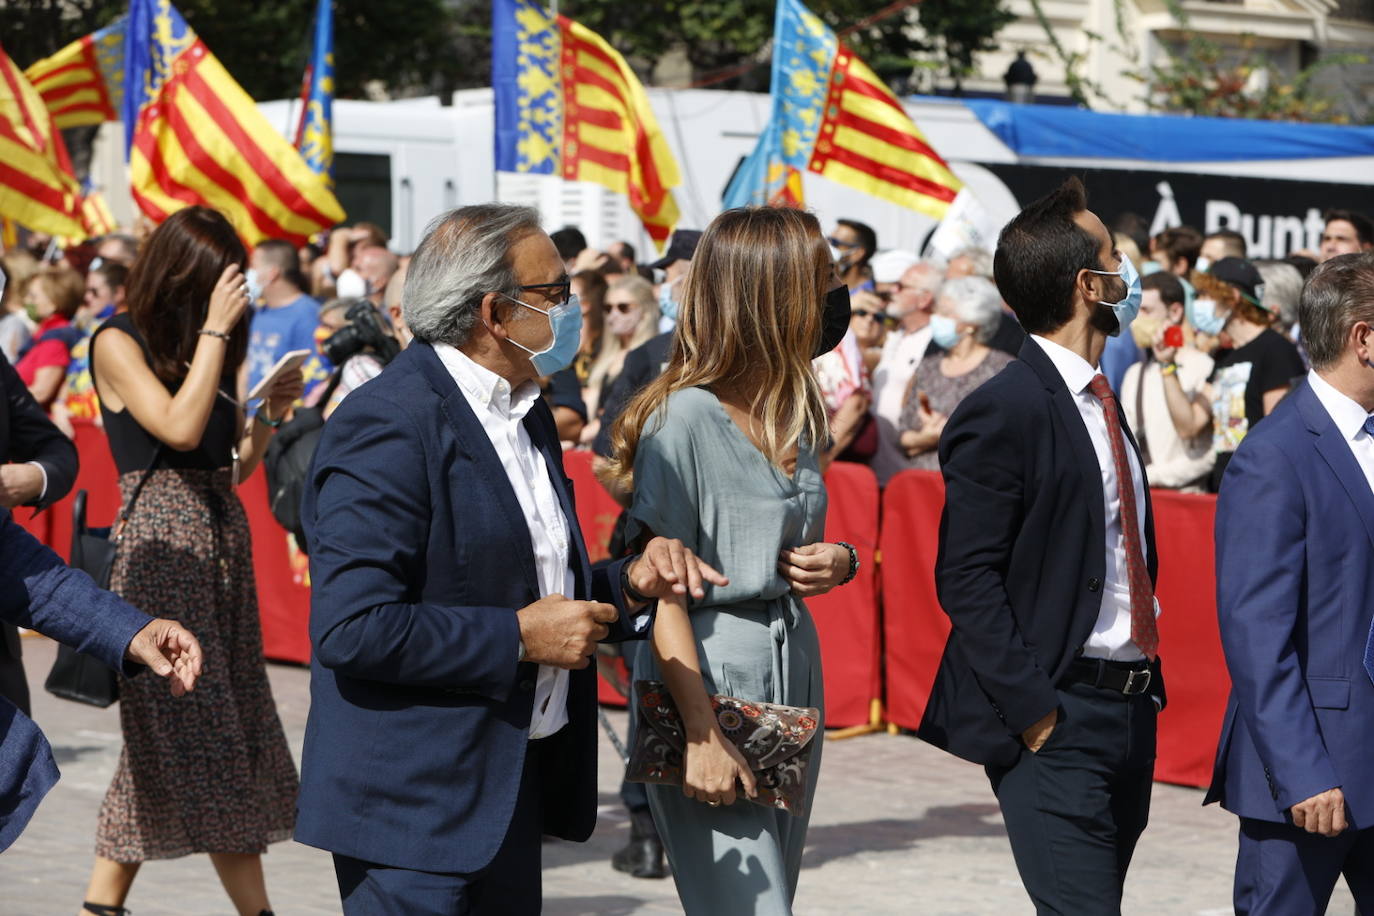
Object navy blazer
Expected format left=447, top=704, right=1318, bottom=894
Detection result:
left=0, top=510, right=150, bottom=851
left=0, top=350, right=80, bottom=677
left=1205, top=380, right=1374, bottom=825
left=918, top=337, right=1165, bottom=767
left=296, top=340, right=640, bottom=874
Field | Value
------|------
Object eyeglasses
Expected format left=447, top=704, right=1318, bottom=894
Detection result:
left=603, top=301, right=638, bottom=314
left=852, top=309, right=896, bottom=326
left=825, top=236, right=857, bottom=250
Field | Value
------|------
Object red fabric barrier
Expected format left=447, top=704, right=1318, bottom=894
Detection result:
left=879, top=471, right=1229, bottom=788
left=1150, top=491, right=1228, bottom=788
left=809, top=461, right=882, bottom=728
left=562, top=450, right=632, bottom=707
left=239, top=469, right=313, bottom=664
left=880, top=471, right=948, bottom=731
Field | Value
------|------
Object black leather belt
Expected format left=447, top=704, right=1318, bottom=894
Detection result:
left=1065, top=657, right=1152, bottom=696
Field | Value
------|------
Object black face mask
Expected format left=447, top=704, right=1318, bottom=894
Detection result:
left=814, top=284, right=851, bottom=358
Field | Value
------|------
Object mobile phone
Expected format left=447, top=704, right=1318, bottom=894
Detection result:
left=1163, top=325, right=1184, bottom=348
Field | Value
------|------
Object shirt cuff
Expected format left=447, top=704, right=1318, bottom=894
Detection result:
left=25, top=461, right=47, bottom=503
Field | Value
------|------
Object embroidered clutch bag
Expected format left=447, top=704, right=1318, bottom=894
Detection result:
left=626, top=679, right=821, bottom=816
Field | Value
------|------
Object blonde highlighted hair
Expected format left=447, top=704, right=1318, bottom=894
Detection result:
left=605, top=207, right=831, bottom=490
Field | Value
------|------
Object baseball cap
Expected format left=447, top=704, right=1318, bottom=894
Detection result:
left=649, top=230, right=702, bottom=270
left=869, top=249, right=920, bottom=285
left=1209, top=257, right=1268, bottom=310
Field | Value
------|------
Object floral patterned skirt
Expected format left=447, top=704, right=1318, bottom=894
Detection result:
left=95, top=468, right=299, bottom=862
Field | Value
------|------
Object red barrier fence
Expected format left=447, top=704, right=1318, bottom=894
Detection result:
left=22, top=432, right=1228, bottom=788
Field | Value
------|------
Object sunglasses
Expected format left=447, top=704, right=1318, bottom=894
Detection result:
left=603, top=301, right=638, bottom=314
left=825, top=236, right=857, bottom=249
left=852, top=308, right=896, bottom=326
left=517, top=280, right=572, bottom=305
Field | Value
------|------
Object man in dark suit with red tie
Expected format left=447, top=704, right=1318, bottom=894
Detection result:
left=918, top=177, right=1166, bottom=915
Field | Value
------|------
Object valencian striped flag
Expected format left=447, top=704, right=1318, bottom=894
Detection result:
left=725, top=0, right=961, bottom=219
left=293, top=0, right=335, bottom=182
left=492, top=0, right=681, bottom=249
left=23, top=17, right=126, bottom=130
left=0, top=42, right=85, bottom=237
left=123, top=0, right=344, bottom=246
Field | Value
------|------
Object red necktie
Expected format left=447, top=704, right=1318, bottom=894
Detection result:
left=1088, top=374, right=1158, bottom=661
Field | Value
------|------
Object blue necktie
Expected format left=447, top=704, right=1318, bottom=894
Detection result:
left=1365, top=414, right=1374, bottom=687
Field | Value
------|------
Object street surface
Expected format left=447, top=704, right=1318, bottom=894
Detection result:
left=1, top=638, right=1357, bottom=914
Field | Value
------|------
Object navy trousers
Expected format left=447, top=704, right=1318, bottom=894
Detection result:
left=986, top=680, right=1157, bottom=916
left=333, top=740, right=544, bottom=916
left=1234, top=817, right=1374, bottom=915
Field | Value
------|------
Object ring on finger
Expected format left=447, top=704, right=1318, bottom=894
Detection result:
left=707, top=800, right=720, bottom=807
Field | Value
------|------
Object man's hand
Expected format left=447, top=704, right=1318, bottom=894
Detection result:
left=1022, top=708, right=1058, bottom=753
left=778, top=543, right=850, bottom=598
left=516, top=594, right=617, bottom=669
left=125, top=618, right=204, bottom=697
left=626, top=537, right=729, bottom=603
left=0, top=463, right=45, bottom=509
left=1291, top=787, right=1347, bottom=837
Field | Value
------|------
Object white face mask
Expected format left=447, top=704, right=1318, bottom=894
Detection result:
left=336, top=268, right=369, bottom=299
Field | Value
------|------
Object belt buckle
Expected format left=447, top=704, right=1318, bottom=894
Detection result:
left=1123, top=668, right=1151, bottom=696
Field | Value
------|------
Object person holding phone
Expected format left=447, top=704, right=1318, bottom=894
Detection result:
left=81, top=207, right=303, bottom=916
left=1119, top=272, right=1216, bottom=492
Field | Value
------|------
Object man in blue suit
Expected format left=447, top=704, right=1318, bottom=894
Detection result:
left=0, top=510, right=203, bottom=851
left=1206, top=251, right=1374, bottom=913
left=298, top=204, right=726, bottom=915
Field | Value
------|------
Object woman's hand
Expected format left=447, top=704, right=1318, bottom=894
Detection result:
left=919, top=404, right=949, bottom=438
left=683, top=725, right=758, bottom=807
left=260, top=369, right=305, bottom=425
left=778, top=542, right=850, bottom=597
left=205, top=264, right=251, bottom=336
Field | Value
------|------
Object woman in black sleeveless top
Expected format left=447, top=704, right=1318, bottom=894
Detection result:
left=79, top=208, right=303, bottom=916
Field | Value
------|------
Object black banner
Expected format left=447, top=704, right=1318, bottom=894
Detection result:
left=984, top=163, right=1374, bottom=259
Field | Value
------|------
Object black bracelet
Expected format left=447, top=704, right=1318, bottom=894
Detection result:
left=620, top=558, right=654, bottom=605
left=836, top=541, right=860, bottom=586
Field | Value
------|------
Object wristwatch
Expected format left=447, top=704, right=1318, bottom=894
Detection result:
left=620, top=559, right=654, bottom=605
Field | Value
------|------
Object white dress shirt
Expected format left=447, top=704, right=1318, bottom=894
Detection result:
left=1308, top=369, right=1374, bottom=496
left=870, top=324, right=934, bottom=484
left=436, top=344, right=574, bottom=739
left=1031, top=336, right=1157, bottom=662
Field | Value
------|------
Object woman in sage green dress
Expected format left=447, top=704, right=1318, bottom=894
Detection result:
left=607, top=207, right=859, bottom=915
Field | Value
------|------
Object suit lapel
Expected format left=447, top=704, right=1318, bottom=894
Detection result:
left=1313, top=429, right=1374, bottom=547
left=413, top=342, right=542, bottom=599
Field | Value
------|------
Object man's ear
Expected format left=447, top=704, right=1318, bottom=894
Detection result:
left=481, top=292, right=508, bottom=340
left=1168, top=302, right=1185, bottom=324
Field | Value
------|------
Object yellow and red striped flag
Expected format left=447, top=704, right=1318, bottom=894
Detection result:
left=725, top=0, right=961, bottom=218
left=0, top=41, right=85, bottom=238
left=123, top=0, right=344, bottom=246
left=493, top=0, right=681, bottom=249
left=23, top=17, right=126, bottom=130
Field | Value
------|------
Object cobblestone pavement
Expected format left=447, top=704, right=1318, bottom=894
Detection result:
left=2, top=637, right=1357, bottom=915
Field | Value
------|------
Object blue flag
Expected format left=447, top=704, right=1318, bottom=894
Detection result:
left=295, top=0, right=334, bottom=180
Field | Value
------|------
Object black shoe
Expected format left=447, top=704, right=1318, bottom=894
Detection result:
left=611, top=809, right=667, bottom=879
left=83, top=905, right=130, bottom=916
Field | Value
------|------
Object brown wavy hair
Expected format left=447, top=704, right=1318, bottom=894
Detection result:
left=125, top=207, right=248, bottom=384
left=605, top=206, right=830, bottom=489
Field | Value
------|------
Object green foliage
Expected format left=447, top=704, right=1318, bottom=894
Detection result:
left=909, top=0, right=1015, bottom=93
left=1133, top=2, right=1365, bottom=123
left=0, top=0, right=462, bottom=101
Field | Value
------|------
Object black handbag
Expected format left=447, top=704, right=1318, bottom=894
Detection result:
left=44, top=447, right=162, bottom=707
